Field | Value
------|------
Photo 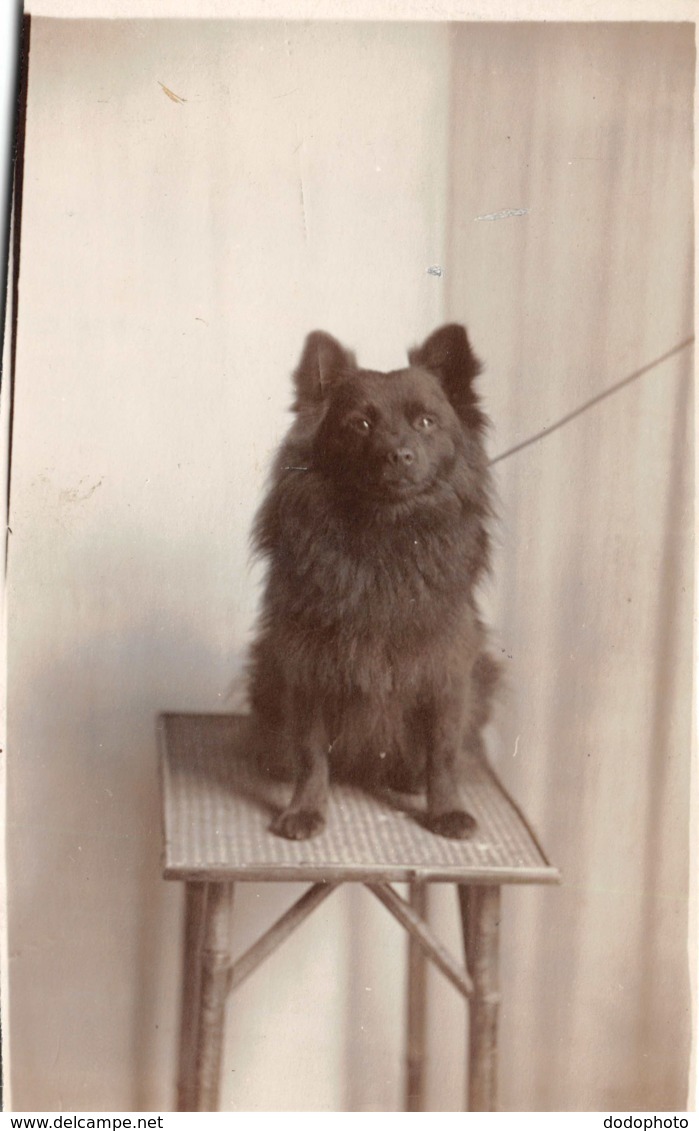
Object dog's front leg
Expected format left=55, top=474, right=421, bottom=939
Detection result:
left=270, top=697, right=329, bottom=841
left=425, top=684, right=477, bottom=840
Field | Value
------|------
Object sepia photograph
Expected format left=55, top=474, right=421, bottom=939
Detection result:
left=1, top=1, right=695, bottom=1115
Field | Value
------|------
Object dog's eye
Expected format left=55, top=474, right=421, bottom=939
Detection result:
left=415, top=414, right=437, bottom=431
left=348, top=416, right=372, bottom=434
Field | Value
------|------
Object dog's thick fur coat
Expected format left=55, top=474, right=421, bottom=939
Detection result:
left=249, top=324, right=498, bottom=840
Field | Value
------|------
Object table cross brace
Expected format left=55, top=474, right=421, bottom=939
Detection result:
left=228, top=881, right=338, bottom=992
left=221, top=880, right=473, bottom=1001
left=365, top=882, right=474, bottom=998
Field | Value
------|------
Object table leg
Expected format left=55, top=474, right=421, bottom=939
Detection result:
left=193, top=881, right=235, bottom=1111
left=176, top=881, right=208, bottom=1111
left=458, top=885, right=501, bottom=1112
left=405, top=883, right=428, bottom=1111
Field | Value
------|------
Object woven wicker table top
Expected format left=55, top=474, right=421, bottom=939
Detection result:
left=159, top=713, right=559, bottom=884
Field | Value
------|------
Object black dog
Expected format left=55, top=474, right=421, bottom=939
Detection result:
left=248, top=323, right=498, bottom=840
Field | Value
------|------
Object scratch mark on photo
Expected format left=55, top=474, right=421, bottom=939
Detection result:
left=474, top=208, right=529, bottom=222
left=158, top=81, right=186, bottom=104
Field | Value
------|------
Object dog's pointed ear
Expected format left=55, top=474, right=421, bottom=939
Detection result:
left=292, top=331, right=356, bottom=409
left=409, top=324, right=483, bottom=419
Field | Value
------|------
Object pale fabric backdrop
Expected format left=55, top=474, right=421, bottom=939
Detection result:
left=6, top=19, right=693, bottom=1111
left=429, top=22, right=694, bottom=1113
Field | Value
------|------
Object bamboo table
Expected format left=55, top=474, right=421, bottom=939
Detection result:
left=159, top=713, right=559, bottom=1112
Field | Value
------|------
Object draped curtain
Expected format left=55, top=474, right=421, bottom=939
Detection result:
left=439, top=22, right=693, bottom=1111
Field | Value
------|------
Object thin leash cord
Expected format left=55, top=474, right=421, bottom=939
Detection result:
left=488, top=336, right=694, bottom=467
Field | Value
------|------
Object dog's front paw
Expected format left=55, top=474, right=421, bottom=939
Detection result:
left=427, top=809, right=477, bottom=840
left=270, top=808, right=326, bottom=841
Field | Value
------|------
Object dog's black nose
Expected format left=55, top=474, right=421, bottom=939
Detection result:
left=388, top=446, right=415, bottom=467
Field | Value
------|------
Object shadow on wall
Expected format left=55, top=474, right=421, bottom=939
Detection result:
left=8, top=588, right=251, bottom=1110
